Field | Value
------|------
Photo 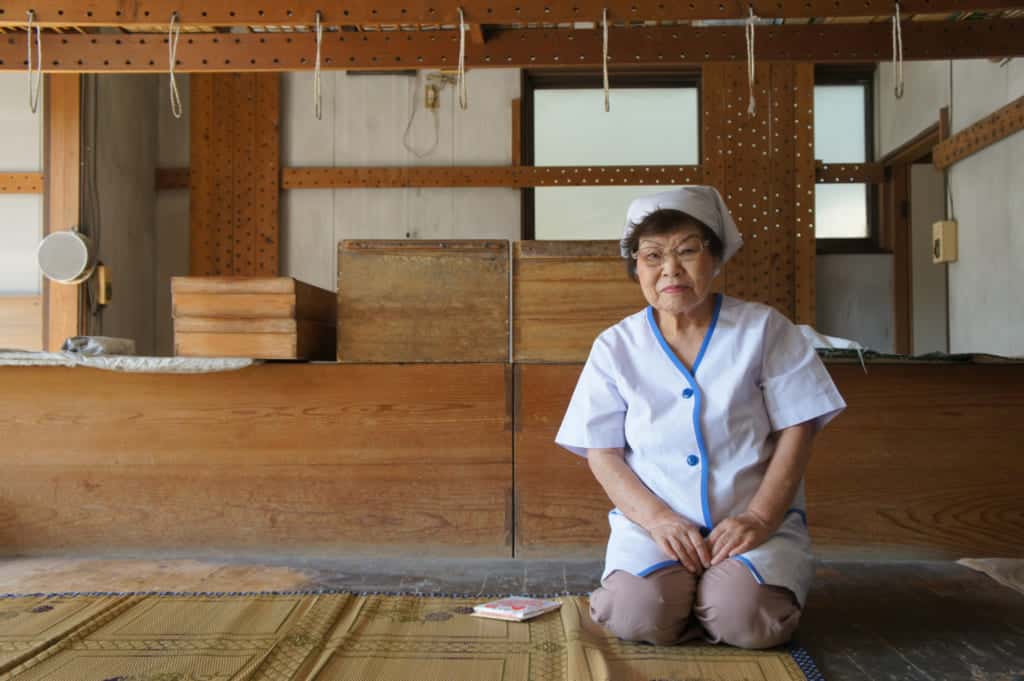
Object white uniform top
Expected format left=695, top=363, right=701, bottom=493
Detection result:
left=555, top=294, right=846, bottom=606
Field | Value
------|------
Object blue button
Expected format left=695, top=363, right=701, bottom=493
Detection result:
left=682, top=388, right=694, bottom=399
left=686, top=454, right=699, bottom=466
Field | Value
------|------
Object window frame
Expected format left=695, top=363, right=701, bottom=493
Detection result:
left=520, top=69, right=702, bottom=240
left=814, top=64, right=883, bottom=254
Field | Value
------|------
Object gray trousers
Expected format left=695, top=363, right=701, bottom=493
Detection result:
left=589, top=558, right=802, bottom=649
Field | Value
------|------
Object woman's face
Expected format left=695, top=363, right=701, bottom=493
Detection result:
left=634, top=224, right=719, bottom=317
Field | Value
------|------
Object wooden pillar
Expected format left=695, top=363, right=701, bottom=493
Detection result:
left=42, top=74, right=82, bottom=350
left=190, top=73, right=280, bottom=276
left=702, top=63, right=816, bottom=324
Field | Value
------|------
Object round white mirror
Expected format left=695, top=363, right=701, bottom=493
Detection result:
left=37, top=231, right=97, bottom=284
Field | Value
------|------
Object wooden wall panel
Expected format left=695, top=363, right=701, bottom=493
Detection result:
left=42, top=74, right=81, bottom=350
left=701, top=63, right=816, bottom=324
left=0, top=364, right=512, bottom=557
left=0, top=295, right=42, bottom=350
left=515, top=362, right=1024, bottom=560
left=190, top=73, right=279, bottom=277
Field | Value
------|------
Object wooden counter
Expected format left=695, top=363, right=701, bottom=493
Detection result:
left=1, top=361, right=1021, bottom=561
left=0, top=364, right=513, bottom=558
left=515, top=362, right=1024, bottom=559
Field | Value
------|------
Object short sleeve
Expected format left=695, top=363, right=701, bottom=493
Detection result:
left=760, top=309, right=846, bottom=433
left=554, top=336, right=627, bottom=457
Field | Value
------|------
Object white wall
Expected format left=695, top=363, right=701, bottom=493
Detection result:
left=946, top=60, right=1024, bottom=356
left=877, top=59, right=1024, bottom=356
left=875, top=61, right=949, bottom=158
left=281, top=69, right=521, bottom=292
left=816, top=254, right=894, bottom=352
left=0, top=73, right=44, bottom=294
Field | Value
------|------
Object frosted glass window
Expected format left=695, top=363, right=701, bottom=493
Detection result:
left=814, top=85, right=866, bottom=163
left=534, top=88, right=699, bottom=239
left=815, top=184, right=868, bottom=239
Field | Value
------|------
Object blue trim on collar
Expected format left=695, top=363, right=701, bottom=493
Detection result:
left=732, top=555, right=766, bottom=584
left=692, top=293, right=723, bottom=376
left=637, top=560, right=682, bottom=577
left=645, top=294, right=722, bottom=531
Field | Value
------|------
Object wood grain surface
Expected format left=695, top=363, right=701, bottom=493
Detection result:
left=171, top=277, right=336, bottom=323
left=513, top=241, right=646, bottom=363
left=173, top=321, right=335, bottom=360
left=515, top=363, right=1024, bottom=559
left=0, top=364, right=512, bottom=557
left=337, top=240, right=509, bottom=363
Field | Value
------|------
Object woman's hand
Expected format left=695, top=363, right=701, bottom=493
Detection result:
left=646, top=514, right=711, bottom=575
left=707, top=510, right=775, bottom=566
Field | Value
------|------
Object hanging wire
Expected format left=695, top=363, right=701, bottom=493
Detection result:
left=745, top=6, right=757, bottom=116
left=168, top=12, right=183, bottom=119
left=403, top=74, right=441, bottom=158
left=602, top=8, right=610, bottom=112
left=26, top=10, right=42, bottom=114
left=314, top=11, right=324, bottom=120
left=892, top=2, right=904, bottom=99
left=456, top=7, right=468, bottom=110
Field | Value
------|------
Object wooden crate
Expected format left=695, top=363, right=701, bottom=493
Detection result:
left=337, top=240, right=510, bottom=363
left=513, top=241, right=647, bottom=363
left=172, top=277, right=336, bottom=360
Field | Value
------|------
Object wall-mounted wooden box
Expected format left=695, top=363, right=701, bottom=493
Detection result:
left=513, top=241, right=646, bottom=363
left=337, top=240, right=510, bottom=363
left=172, top=277, right=336, bottom=360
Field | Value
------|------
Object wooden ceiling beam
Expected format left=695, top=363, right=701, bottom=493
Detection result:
left=2, top=0, right=1024, bottom=27
left=1, top=19, right=1021, bottom=72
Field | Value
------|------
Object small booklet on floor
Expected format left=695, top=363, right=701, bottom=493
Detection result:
left=471, top=597, right=562, bottom=622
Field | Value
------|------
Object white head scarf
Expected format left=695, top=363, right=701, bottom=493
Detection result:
left=620, top=186, right=743, bottom=265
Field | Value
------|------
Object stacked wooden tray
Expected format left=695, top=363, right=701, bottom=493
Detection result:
left=172, top=277, right=336, bottom=360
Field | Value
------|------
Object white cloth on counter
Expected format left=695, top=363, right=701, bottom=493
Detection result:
left=61, top=335, right=137, bottom=356
left=0, top=349, right=257, bottom=373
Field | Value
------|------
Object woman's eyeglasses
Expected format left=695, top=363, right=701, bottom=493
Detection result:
left=632, top=239, right=710, bottom=268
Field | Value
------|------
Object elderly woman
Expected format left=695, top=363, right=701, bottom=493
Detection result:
left=556, top=186, right=845, bottom=649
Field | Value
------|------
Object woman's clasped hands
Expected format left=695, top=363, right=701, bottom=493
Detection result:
left=648, top=509, right=775, bottom=575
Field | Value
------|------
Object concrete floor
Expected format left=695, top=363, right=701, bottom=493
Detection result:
left=1, top=557, right=1022, bottom=681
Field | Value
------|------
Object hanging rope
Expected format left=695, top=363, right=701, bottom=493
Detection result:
left=602, top=8, right=610, bottom=112
left=892, top=1, right=904, bottom=99
left=456, top=7, right=468, bottom=110
left=26, top=10, right=42, bottom=114
left=314, top=11, right=324, bottom=120
left=745, top=7, right=757, bottom=116
left=168, top=12, right=183, bottom=119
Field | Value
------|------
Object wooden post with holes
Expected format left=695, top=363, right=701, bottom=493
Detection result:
left=43, top=74, right=82, bottom=350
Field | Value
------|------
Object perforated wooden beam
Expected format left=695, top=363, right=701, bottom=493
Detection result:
left=933, top=95, right=1024, bottom=170
left=284, top=165, right=703, bottom=188
left=0, top=172, right=43, bottom=193
left=2, top=20, right=1023, bottom=72
left=3, top=0, right=1023, bottom=26
left=815, top=162, right=885, bottom=184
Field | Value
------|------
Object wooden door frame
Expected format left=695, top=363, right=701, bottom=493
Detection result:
left=879, top=120, right=941, bottom=355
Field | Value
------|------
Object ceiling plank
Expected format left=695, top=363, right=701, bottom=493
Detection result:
left=2, top=0, right=1024, bottom=27
left=1, top=19, right=1021, bottom=72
